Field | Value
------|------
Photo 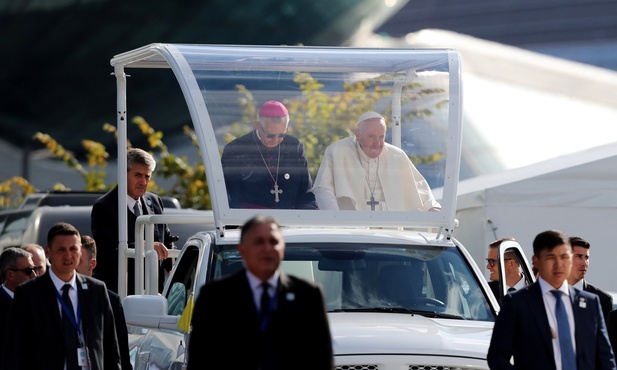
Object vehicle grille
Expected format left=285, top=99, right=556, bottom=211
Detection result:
left=336, top=366, right=483, bottom=370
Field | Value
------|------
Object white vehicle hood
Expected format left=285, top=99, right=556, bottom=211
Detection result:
left=329, top=312, right=493, bottom=359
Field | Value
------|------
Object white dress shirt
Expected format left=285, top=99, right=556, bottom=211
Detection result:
left=538, top=277, right=576, bottom=370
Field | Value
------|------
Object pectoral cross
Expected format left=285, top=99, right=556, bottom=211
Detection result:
left=366, top=196, right=379, bottom=211
left=270, top=183, right=283, bottom=203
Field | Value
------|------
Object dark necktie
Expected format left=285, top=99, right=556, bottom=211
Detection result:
left=507, top=287, right=516, bottom=293
left=260, top=282, right=271, bottom=324
left=133, top=199, right=141, bottom=216
left=551, top=290, right=577, bottom=370
left=62, top=284, right=80, bottom=370
left=259, top=282, right=274, bottom=370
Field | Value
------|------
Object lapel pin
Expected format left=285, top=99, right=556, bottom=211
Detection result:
left=284, top=173, right=290, bottom=180
left=81, top=282, right=88, bottom=290
left=146, top=199, right=152, bottom=207
left=579, top=296, right=587, bottom=308
left=286, top=292, right=295, bottom=301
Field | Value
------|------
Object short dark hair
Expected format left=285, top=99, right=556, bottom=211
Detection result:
left=81, top=235, right=97, bottom=259
left=569, top=236, right=590, bottom=249
left=47, top=222, right=80, bottom=247
left=533, top=230, right=570, bottom=256
left=240, top=214, right=280, bottom=244
left=0, top=247, right=32, bottom=281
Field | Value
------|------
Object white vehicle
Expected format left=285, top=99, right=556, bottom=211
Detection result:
left=110, top=44, right=532, bottom=369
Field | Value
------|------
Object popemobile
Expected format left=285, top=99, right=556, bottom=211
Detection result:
left=109, top=43, right=534, bottom=369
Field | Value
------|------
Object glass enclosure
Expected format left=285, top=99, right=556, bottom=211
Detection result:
left=210, top=242, right=494, bottom=321
left=112, top=44, right=462, bottom=230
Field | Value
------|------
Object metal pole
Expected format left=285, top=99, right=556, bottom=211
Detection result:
left=115, top=64, right=129, bottom=299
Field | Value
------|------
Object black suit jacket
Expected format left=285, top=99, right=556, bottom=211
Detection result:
left=91, top=186, right=173, bottom=294
left=487, top=281, right=616, bottom=370
left=108, top=289, right=132, bottom=370
left=488, top=280, right=500, bottom=300
left=188, top=270, right=333, bottom=370
left=221, top=130, right=317, bottom=209
left=0, top=272, right=121, bottom=370
left=0, top=288, right=12, bottom=364
left=583, top=280, right=613, bottom=319
left=607, top=309, right=617, bottom=356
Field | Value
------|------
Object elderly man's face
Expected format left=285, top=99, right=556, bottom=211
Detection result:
left=355, top=118, right=386, bottom=158
left=255, top=117, right=288, bottom=148
left=127, top=163, right=151, bottom=200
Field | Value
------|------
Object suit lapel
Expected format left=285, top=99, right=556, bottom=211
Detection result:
left=570, top=286, right=588, bottom=357
left=237, top=272, right=259, bottom=321
left=41, top=273, right=64, bottom=329
left=276, top=273, right=297, bottom=313
left=0, top=287, right=12, bottom=301
left=76, top=274, right=90, bottom=338
left=527, top=283, right=555, bottom=353
left=143, top=194, right=157, bottom=215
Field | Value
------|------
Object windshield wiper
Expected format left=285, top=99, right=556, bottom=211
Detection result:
left=331, top=307, right=465, bottom=320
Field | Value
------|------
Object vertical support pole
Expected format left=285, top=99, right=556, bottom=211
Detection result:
left=115, top=64, right=129, bottom=300
left=391, top=78, right=404, bottom=149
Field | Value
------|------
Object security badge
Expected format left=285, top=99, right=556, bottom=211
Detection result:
left=579, top=296, right=587, bottom=309
left=78, top=348, right=87, bottom=366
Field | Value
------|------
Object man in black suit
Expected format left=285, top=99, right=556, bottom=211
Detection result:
left=0, top=247, right=38, bottom=361
left=567, top=236, right=613, bottom=319
left=188, top=214, right=333, bottom=370
left=487, top=230, right=615, bottom=370
left=221, top=100, right=318, bottom=209
left=1, top=222, right=120, bottom=369
left=91, top=148, right=173, bottom=294
left=485, top=237, right=523, bottom=300
left=78, top=235, right=132, bottom=370
left=22, top=243, right=48, bottom=275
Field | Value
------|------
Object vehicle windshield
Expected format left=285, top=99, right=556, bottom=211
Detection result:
left=212, top=242, right=494, bottom=321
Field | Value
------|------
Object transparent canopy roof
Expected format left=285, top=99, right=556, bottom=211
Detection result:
left=111, top=44, right=462, bottom=234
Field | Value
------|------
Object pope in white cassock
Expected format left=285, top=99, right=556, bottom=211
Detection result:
left=312, top=111, right=441, bottom=211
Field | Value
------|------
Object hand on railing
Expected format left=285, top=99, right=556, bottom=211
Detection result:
left=154, top=242, right=169, bottom=261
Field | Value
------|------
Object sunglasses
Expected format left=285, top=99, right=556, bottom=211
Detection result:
left=485, top=258, right=512, bottom=268
left=258, top=122, right=286, bottom=139
left=9, top=266, right=38, bottom=276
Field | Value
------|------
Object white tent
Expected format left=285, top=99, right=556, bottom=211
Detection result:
left=355, top=29, right=617, bottom=176
left=454, top=141, right=617, bottom=292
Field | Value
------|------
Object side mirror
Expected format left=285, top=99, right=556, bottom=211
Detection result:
left=124, top=295, right=167, bottom=328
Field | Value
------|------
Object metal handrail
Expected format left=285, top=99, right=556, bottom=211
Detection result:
left=119, top=213, right=214, bottom=299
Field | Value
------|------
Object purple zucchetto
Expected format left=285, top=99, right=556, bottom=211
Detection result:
left=258, top=101, right=289, bottom=117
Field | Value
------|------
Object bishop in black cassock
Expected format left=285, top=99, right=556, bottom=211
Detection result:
left=221, top=100, right=317, bottom=210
